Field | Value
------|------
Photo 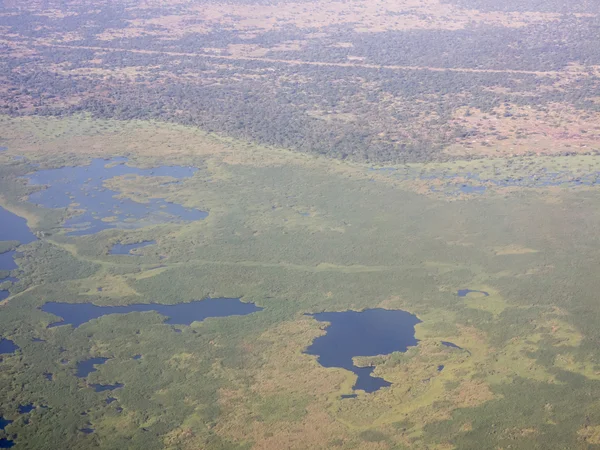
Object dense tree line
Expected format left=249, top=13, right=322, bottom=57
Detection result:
left=3, top=0, right=600, bottom=162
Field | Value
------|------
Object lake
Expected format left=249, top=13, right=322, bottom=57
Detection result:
left=41, top=297, right=263, bottom=328
left=0, top=339, right=19, bottom=355
left=26, top=158, right=208, bottom=235
left=305, top=309, right=421, bottom=393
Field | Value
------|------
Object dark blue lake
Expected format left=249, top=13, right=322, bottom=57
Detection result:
left=17, top=404, right=34, bottom=414
left=110, top=241, right=156, bottom=255
left=0, top=339, right=19, bottom=355
left=0, top=418, right=11, bottom=430
left=26, top=158, right=208, bottom=235
left=0, top=438, right=14, bottom=448
left=305, top=309, right=421, bottom=393
left=41, top=298, right=263, bottom=328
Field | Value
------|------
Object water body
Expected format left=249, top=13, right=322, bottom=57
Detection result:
left=0, top=439, right=14, bottom=448
left=17, top=404, right=34, bottom=414
left=0, top=206, right=37, bottom=299
left=42, top=298, right=263, bottom=329
left=305, top=309, right=421, bottom=393
left=80, top=428, right=94, bottom=434
left=90, top=383, right=123, bottom=392
left=0, top=418, right=12, bottom=430
left=26, top=158, right=208, bottom=236
left=437, top=365, right=444, bottom=372
left=75, top=358, right=123, bottom=391
left=0, top=339, right=19, bottom=355
left=372, top=165, right=600, bottom=196
left=341, top=394, right=357, bottom=399
left=441, top=341, right=462, bottom=350
left=457, top=289, right=489, bottom=297
left=0, top=207, right=37, bottom=244
left=76, top=357, right=110, bottom=378
left=110, top=241, right=156, bottom=255
left=0, top=252, right=18, bottom=273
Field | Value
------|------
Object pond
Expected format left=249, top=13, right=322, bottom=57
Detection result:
left=0, top=339, right=19, bottom=355
left=26, top=158, right=208, bottom=236
left=17, top=405, right=35, bottom=414
left=76, top=357, right=110, bottom=378
left=110, top=240, right=156, bottom=255
left=41, top=297, right=263, bottom=328
left=74, top=357, right=123, bottom=392
left=305, top=309, right=421, bottom=394
left=0, top=418, right=11, bottom=431
left=458, top=289, right=489, bottom=297
left=441, top=341, right=462, bottom=350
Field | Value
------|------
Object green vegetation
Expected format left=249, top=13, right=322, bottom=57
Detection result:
left=0, top=115, right=600, bottom=448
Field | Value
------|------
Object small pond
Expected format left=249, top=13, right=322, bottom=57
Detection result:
left=75, top=357, right=123, bottom=392
left=26, top=158, right=208, bottom=235
left=305, top=309, right=421, bottom=393
left=76, top=357, right=110, bottom=378
left=42, top=297, right=263, bottom=328
left=458, top=289, right=489, bottom=297
left=110, top=241, right=156, bottom=255
left=441, top=341, right=462, bottom=350
left=0, top=418, right=11, bottom=431
left=17, top=405, right=35, bottom=414
left=0, top=339, right=19, bottom=355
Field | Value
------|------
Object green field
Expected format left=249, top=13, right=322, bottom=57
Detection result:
left=1, top=115, right=600, bottom=448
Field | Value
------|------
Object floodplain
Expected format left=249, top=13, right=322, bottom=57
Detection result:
left=0, top=115, right=599, bottom=448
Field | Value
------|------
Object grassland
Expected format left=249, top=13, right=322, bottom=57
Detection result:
left=1, top=115, right=600, bottom=448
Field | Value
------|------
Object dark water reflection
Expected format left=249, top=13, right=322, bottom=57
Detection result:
left=42, top=298, right=263, bottom=328
left=305, top=309, right=421, bottom=393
